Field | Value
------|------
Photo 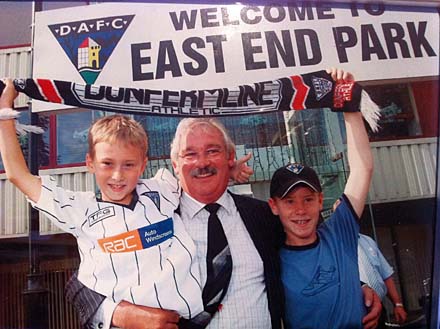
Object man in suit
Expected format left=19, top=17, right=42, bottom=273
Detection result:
left=67, top=116, right=381, bottom=329
left=67, top=117, right=284, bottom=329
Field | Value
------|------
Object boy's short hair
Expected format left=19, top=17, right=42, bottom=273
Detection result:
left=88, top=115, right=148, bottom=159
left=270, top=163, right=322, bottom=198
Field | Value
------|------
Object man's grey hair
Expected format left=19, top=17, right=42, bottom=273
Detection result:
left=170, top=118, right=236, bottom=163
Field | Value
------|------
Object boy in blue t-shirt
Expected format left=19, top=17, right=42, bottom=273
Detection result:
left=268, top=69, right=374, bottom=329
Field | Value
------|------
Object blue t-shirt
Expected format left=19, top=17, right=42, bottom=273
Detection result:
left=280, top=194, right=366, bottom=329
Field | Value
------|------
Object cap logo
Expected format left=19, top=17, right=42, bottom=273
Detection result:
left=286, top=163, right=304, bottom=174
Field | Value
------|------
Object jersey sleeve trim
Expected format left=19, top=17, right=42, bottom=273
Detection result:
left=340, top=193, right=360, bottom=223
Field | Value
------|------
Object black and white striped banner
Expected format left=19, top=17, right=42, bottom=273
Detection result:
left=0, top=70, right=380, bottom=131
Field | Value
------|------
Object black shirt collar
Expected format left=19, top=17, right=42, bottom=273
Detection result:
left=283, top=235, right=320, bottom=251
left=96, top=190, right=138, bottom=211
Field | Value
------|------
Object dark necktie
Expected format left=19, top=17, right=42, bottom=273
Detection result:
left=203, top=203, right=233, bottom=313
left=179, top=203, right=233, bottom=329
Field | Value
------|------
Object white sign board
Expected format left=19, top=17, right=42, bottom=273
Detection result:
left=33, top=2, right=439, bottom=112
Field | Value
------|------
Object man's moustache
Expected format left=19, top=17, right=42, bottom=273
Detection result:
left=191, top=167, right=217, bottom=177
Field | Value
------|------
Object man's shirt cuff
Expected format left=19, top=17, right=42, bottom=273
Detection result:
left=90, top=298, right=118, bottom=329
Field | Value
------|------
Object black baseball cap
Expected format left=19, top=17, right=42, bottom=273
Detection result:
left=270, top=163, right=322, bottom=198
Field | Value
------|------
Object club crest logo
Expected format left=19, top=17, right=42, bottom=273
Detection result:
left=311, top=76, right=333, bottom=101
left=142, top=191, right=161, bottom=210
left=286, top=163, right=304, bottom=174
left=48, top=15, right=134, bottom=84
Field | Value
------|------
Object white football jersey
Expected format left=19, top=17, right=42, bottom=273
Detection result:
left=31, top=168, right=203, bottom=319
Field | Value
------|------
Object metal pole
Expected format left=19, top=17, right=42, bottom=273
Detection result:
left=429, top=86, right=440, bottom=328
left=23, top=2, right=49, bottom=329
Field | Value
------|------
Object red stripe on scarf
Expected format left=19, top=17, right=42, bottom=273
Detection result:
left=333, top=81, right=354, bottom=108
left=37, top=79, right=63, bottom=103
left=290, top=75, right=310, bottom=110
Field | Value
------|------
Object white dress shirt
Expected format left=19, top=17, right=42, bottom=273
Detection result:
left=180, top=190, right=271, bottom=329
left=358, top=234, right=394, bottom=300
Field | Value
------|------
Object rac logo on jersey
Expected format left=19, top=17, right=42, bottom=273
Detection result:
left=48, top=15, right=134, bottom=84
left=99, top=231, right=143, bottom=253
left=98, top=218, right=173, bottom=253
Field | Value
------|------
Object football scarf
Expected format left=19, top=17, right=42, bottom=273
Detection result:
left=0, top=70, right=380, bottom=133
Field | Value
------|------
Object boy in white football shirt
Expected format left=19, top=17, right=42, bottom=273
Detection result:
left=0, top=79, right=249, bottom=323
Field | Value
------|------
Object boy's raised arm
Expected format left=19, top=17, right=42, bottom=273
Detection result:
left=343, top=111, right=373, bottom=218
left=326, top=68, right=373, bottom=218
left=0, top=79, right=41, bottom=202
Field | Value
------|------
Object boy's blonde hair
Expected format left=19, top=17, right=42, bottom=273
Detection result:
left=88, top=115, right=148, bottom=159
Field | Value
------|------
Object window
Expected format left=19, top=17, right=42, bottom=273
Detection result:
left=135, top=115, right=180, bottom=159
left=222, top=112, right=288, bottom=149
left=56, top=111, right=100, bottom=165
left=364, top=84, right=421, bottom=140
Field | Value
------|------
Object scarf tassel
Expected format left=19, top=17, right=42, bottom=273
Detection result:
left=360, top=90, right=381, bottom=133
left=0, top=108, right=44, bottom=136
